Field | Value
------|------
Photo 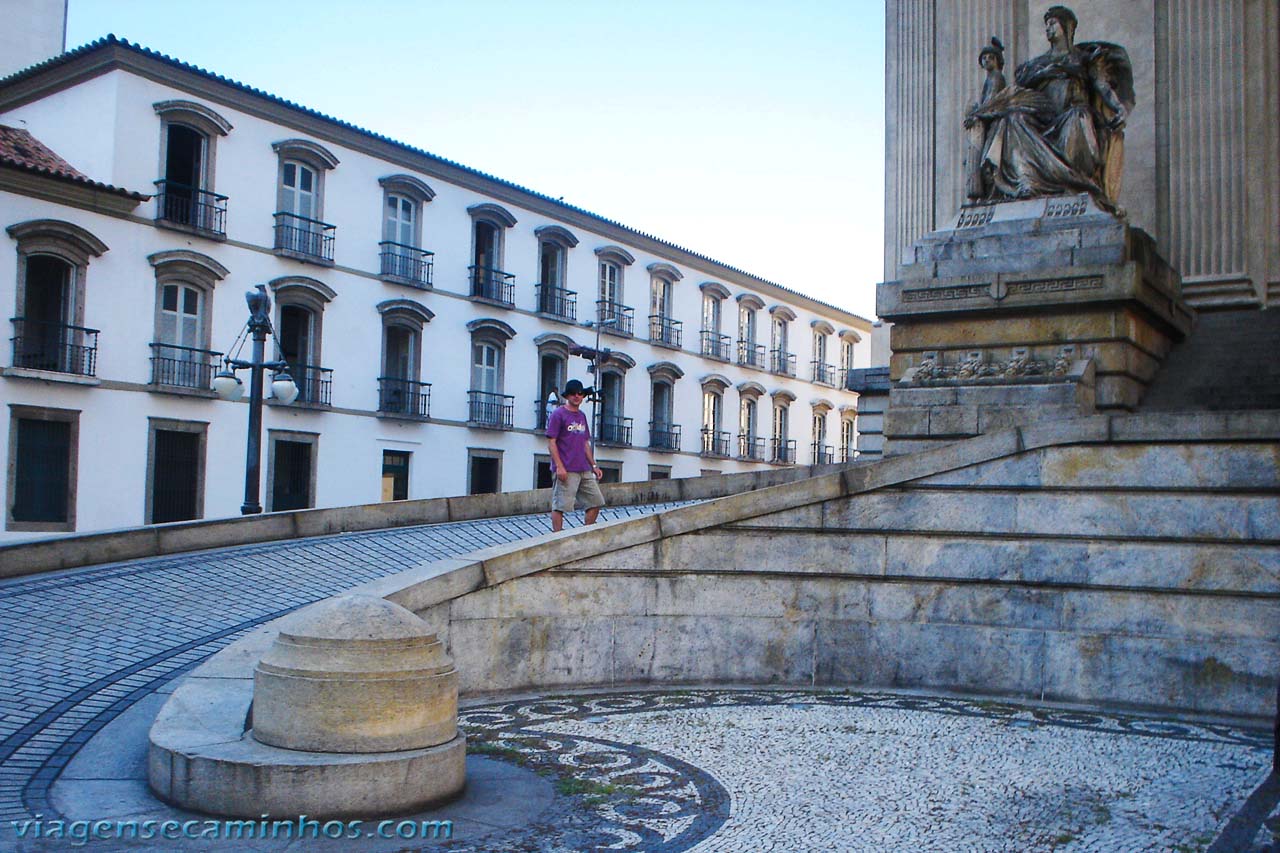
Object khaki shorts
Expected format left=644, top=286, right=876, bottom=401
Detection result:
left=550, top=470, right=606, bottom=513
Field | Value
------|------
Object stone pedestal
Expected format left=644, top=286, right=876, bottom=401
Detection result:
left=877, top=196, right=1192, bottom=455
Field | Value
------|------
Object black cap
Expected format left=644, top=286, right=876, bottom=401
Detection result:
left=564, top=379, right=586, bottom=395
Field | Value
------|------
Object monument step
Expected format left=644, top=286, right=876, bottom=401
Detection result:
left=1141, top=308, right=1280, bottom=411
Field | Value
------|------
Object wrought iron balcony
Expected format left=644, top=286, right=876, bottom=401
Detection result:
left=154, top=180, right=227, bottom=236
left=595, top=300, right=634, bottom=336
left=535, top=283, right=577, bottom=321
left=649, top=315, right=683, bottom=348
left=378, top=377, right=431, bottom=418
left=811, top=361, right=838, bottom=385
left=737, top=339, right=766, bottom=369
left=771, top=437, right=797, bottom=464
left=770, top=349, right=797, bottom=377
left=468, top=389, right=514, bottom=429
left=10, top=318, right=98, bottom=376
left=379, top=241, right=433, bottom=287
left=598, top=414, right=633, bottom=447
left=700, top=428, right=731, bottom=457
left=648, top=421, right=681, bottom=452
left=839, top=445, right=857, bottom=464
left=469, top=265, right=515, bottom=306
left=149, top=343, right=221, bottom=389
left=701, top=330, right=731, bottom=361
left=738, top=434, right=766, bottom=461
left=273, top=212, right=335, bottom=262
left=283, top=363, right=333, bottom=406
left=812, top=444, right=835, bottom=465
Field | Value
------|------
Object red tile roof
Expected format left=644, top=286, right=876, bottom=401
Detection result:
left=0, top=123, right=148, bottom=200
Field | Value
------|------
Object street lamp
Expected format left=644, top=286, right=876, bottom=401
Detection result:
left=580, top=317, right=618, bottom=440
left=213, top=285, right=299, bottom=515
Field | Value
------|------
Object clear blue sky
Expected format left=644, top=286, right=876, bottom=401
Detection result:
left=67, top=0, right=886, bottom=320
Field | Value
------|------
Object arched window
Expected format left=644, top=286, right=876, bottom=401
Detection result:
left=699, top=374, right=731, bottom=457
left=467, top=318, right=517, bottom=428
left=596, top=351, right=635, bottom=446
left=534, top=333, right=575, bottom=428
left=468, top=204, right=518, bottom=306
left=811, top=320, right=835, bottom=384
left=811, top=399, right=834, bottom=465
left=7, top=220, right=107, bottom=377
left=595, top=245, right=636, bottom=334
left=839, top=406, right=858, bottom=463
left=148, top=250, right=228, bottom=390
left=269, top=276, right=335, bottom=405
left=272, top=139, right=339, bottom=263
left=771, top=389, right=796, bottom=463
left=378, top=174, right=436, bottom=286
left=700, top=282, right=730, bottom=360
left=736, top=293, right=765, bottom=368
left=377, top=299, right=434, bottom=417
left=153, top=100, right=232, bottom=235
left=647, top=262, right=683, bottom=348
left=647, top=361, right=684, bottom=451
left=534, top=226, right=579, bottom=320
left=769, top=305, right=797, bottom=376
left=736, top=381, right=766, bottom=460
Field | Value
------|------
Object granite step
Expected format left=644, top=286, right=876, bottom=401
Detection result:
left=1142, top=309, right=1280, bottom=411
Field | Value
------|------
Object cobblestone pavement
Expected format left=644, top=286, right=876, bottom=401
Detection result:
left=457, top=689, right=1275, bottom=853
left=0, top=503, right=688, bottom=825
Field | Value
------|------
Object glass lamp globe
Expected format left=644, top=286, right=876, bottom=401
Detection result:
left=271, top=371, right=300, bottom=405
left=212, top=368, right=244, bottom=401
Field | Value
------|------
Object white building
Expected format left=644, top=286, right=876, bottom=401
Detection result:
left=0, top=36, right=871, bottom=542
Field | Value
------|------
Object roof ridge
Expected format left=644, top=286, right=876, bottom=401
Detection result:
left=0, top=35, right=872, bottom=324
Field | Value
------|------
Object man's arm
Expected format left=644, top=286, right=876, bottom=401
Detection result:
left=583, top=437, right=603, bottom=478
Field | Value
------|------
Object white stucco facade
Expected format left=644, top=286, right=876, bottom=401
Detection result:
left=0, top=39, right=871, bottom=542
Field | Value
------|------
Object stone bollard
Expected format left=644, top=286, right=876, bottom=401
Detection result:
left=254, top=594, right=459, bottom=753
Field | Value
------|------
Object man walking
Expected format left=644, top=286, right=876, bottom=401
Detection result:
left=546, top=379, right=605, bottom=532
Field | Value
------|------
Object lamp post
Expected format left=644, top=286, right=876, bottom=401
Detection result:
left=580, top=316, right=618, bottom=440
left=212, top=285, right=299, bottom=514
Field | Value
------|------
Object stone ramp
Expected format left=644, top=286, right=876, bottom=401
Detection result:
left=1141, top=308, right=1280, bottom=411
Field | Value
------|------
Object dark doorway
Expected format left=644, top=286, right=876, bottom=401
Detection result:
left=19, top=255, right=71, bottom=371
left=12, top=418, right=71, bottom=523
left=534, top=460, right=553, bottom=489
left=151, top=429, right=201, bottom=523
left=469, top=454, right=500, bottom=495
left=271, top=439, right=313, bottom=511
left=382, top=450, right=410, bottom=501
left=163, top=124, right=203, bottom=225
left=278, top=305, right=315, bottom=402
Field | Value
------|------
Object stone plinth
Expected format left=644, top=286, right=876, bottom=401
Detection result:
left=254, top=594, right=458, bottom=753
left=877, top=196, right=1191, bottom=454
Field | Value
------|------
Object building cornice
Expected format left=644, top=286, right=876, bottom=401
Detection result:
left=0, top=38, right=873, bottom=329
left=0, top=164, right=144, bottom=215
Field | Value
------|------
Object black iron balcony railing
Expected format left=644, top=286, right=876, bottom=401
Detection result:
left=468, top=389, right=514, bottom=428
left=839, top=445, right=857, bottom=464
left=649, top=315, right=683, bottom=348
left=273, top=212, right=335, bottom=262
left=737, top=339, right=766, bottom=369
left=535, top=283, right=577, bottom=321
left=738, top=434, right=766, bottom=461
left=812, top=444, right=835, bottom=465
left=595, top=300, right=635, bottom=336
left=154, top=180, right=227, bottom=236
left=648, top=421, right=681, bottom=452
left=379, top=241, right=433, bottom=287
left=469, top=265, right=515, bottom=306
left=598, top=414, right=633, bottom=446
left=284, top=363, right=333, bottom=406
left=149, top=343, right=221, bottom=389
left=701, top=428, right=731, bottom=457
left=378, top=377, right=431, bottom=417
left=811, top=361, right=838, bottom=385
left=770, top=349, right=797, bottom=377
left=771, top=437, right=797, bottom=464
left=701, top=330, right=731, bottom=361
left=11, top=318, right=98, bottom=376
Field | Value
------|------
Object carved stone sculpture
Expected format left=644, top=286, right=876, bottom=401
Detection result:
left=964, top=6, right=1135, bottom=209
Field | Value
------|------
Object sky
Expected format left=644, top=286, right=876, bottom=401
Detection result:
left=66, top=0, right=886, bottom=320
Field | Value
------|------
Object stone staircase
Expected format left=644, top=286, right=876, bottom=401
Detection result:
left=1141, top=308, right=1280, bottom=411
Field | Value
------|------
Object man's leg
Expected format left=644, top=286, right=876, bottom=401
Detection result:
left=551, top=510, right=564, bottom=532
left=584, top=506, right=600, bottom=525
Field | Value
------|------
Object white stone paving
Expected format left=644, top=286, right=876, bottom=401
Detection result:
left=534, top=697, right=1271, bottom=852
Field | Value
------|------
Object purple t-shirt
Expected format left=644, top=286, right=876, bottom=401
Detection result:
left=546, top=405, right=592, bottom=473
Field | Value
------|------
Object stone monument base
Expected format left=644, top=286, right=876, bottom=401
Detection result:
left=877, top=195, right=1192, bottom=454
